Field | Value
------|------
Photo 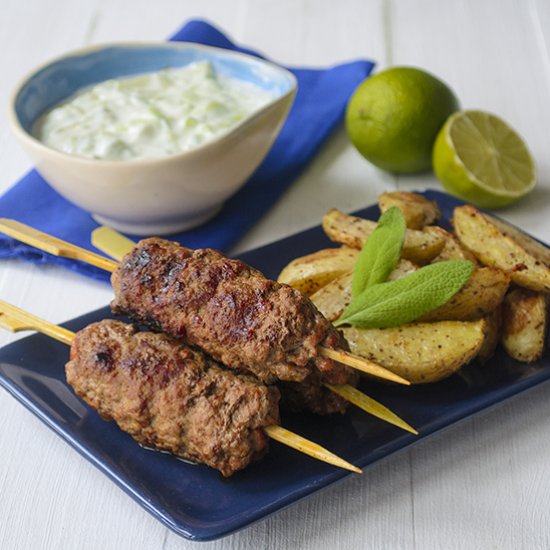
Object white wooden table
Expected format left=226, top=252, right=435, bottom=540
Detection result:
left=2, top=1, right=550, bottom=548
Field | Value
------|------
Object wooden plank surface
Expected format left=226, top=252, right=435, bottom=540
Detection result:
left=1, top=1, right=549, bottom=548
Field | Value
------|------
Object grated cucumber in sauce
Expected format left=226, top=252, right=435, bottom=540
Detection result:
left=34, top=61, right=275, bottom=161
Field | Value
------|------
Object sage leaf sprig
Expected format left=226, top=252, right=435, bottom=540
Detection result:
left=334, top=260, right=475, bottom=328
left=334, top=207, right=474, bottom=329
left=351, top=207, right=405, bottom=298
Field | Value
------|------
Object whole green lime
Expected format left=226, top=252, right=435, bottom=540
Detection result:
left=346, top=67, right=459, bottom=173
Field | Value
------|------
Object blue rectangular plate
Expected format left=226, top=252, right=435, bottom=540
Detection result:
left=0, top=190, right=548, bottom=541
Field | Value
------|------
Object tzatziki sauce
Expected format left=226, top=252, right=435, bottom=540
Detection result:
left=33, top=61, right=275, bottom=161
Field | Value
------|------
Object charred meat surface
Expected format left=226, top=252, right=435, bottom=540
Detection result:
left=280, top=374, right=350, bottom=415
left=66, top=320, right=280, bottom=477
left=111, top=238, right=354, bottom=386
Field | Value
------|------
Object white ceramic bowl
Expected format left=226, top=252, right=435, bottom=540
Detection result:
left=9, top=42, right=296, bottom=235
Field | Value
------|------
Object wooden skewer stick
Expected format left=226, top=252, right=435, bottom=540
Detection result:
left=91, top=226, right=411, bottom=387
left=0, top=299, right=73, bottom=345
left=0, top=219, right=119, bottom=272
left=264, top=425, right=361, bottom=473
left=0, top=298, right=361, bottom=474
left=0, top=219, right=416, bottom=431
left=319, top=348, right=410, bottom=386
left=91, top=226, right=135, bottom=262
left=324, top=384, right=418, bottom=435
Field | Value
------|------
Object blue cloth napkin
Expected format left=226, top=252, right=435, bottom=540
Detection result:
left=0, top=19, right=374, bottom=282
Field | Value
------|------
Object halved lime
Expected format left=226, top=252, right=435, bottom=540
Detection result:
left=433, top=110, right=536, bottom=209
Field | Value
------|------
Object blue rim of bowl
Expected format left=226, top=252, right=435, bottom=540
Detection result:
left=8, top=41, right=297, bottom=167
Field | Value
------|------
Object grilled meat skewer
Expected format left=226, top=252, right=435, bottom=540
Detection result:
left=111, top=239, right=355, bottom=387
left=68, top=320, right=280, bottom=477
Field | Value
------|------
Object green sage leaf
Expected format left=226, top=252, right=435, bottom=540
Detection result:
left=351, top=207, right=406, bottom=299
left=334, top=260, right=474, bottom=328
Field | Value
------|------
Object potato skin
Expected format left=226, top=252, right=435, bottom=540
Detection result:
left=342, top=319, right=486, bottom=384
left=453, top=205, right=550, bottom=292
left=501, top=289, right=548, bottom=362
left=322, top=208, right=446, bottom=264
left=378, top=191, right=441, bottom=229
left=477, top=306, right=503, bottom=364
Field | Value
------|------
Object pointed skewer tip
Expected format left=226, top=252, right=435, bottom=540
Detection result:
left=326, top=384, right=418, bottom=435
left=320, top=347, right=411, bottom=386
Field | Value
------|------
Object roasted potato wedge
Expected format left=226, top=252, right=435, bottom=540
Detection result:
left=501, top=288, right=548, bottom=362
left=342, top=319, right=487, bottom=384
left=310, top=259, right=418, bottom=321
left=311, top=271, right=353, bottom=322
left=322, top=208, right=446, bottom=264
left=484, top=213, right=550, bottom=267
left=378, top=191, right=440, bottom=229
left=453, top=205, right=550, bottom=292
left=277, top=247, right=359, bottom=295
left=477, top=306, right=502, bottom=364
left=428, top=226, right=478, bottom=263
left=419, top=267, right=511, bottom=322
